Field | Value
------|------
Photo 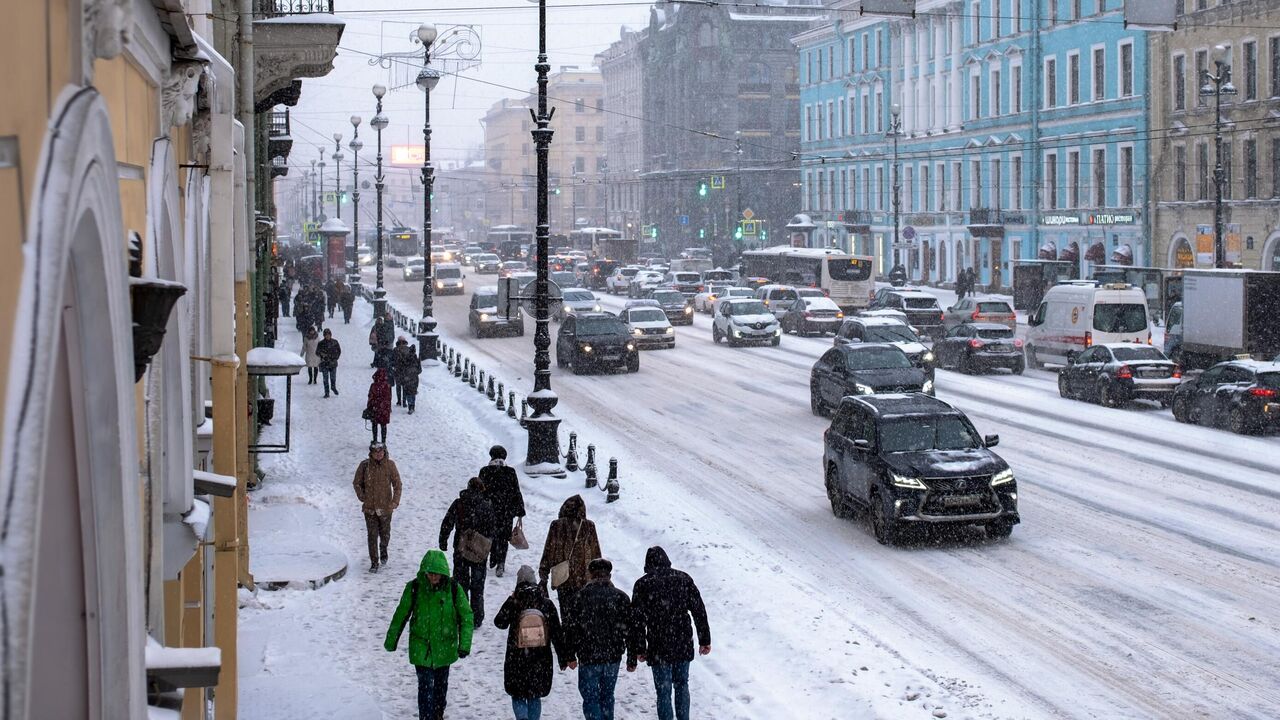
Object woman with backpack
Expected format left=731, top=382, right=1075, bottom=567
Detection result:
left=493, top=565, right=569, bottom=720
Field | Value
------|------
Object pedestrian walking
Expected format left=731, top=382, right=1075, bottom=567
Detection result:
left=439, top=477, right=497, bottom=624
left=317, top=328, right=342, bottom=397
left=369, top=317, right=382, bottom=367
left=538, top=495, right=601, bottom=623
left=353, top=441, right=401, bottom=572
left=339, top=281, right=355, bottom=324
left=278, top=275, right=292, bottom=317
left=325, top=278, right=339, bottom=319
left=480, top=445, right=526, bottom=578
left=385, top=549, right=475, bottom=720
left=301, top=326, right=320, bottom=385
left=377, top=310, right=396, bottom=349
left=392, top=337, right=417, bottom=407
left=493, top=565, right=569, bottom=720
left=365, top=368, right=392, bottom=443
left=629, top=546, right=711, bottom=720
left=567, top=558, right=634, bottom=720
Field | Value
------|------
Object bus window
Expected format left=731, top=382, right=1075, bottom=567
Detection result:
left=829, top=258, right=873, bottom=282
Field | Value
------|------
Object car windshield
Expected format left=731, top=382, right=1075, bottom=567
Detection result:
left=652, top=291, right=684, bottom=304
left=797, top=288, right=825, bottom=297
left=903, top=297, right=940, bottom=309
left=629, top=309, right=667, bottom=323
left=976, top=327, right=1014, bottom=340
left=477, top=254, right=499, bottom=262
left=879, top=416, right=983, bottom=453
left=621, top=268, right=639, bottom=278
left=577, top=318, right=627, bottom=336
left=977, top=302, right=1012, bottom=313
left=707, top=285, right=731, bottom=295
left=407, top=260, right=424, bottom=268
left=1258, top=372, right=1280, bottom=389
left=504, top=262, right=527, bottom=270
left=829, top=258, right=874, bottom=282
left=674, top=273, right=700, bottom=282
left=704, top=272, right=733, bottom=282
left=563, top=290, right=594, bottom=302
left=1111, top=346, right=1166, bottom=361
left=474, top=293, right=497, bottom=307
left=864, top=325, right=919, bottom=343
left=845, top=347, right=913, bottom=370
left=1093, top=303, right=1147, bottom=333
left=727, top=288, right=754, bottom=298
left=437, top=267, right=461, bottom=279
left=729, top=301, right=769, bottom=316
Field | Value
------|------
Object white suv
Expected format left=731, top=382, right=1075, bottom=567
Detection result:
left=606, top=266, right=642, bottom=294
left=712, top=298, right=781, bottom=347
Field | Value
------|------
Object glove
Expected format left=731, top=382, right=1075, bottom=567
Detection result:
left=458, top=649, right=470, bottom=659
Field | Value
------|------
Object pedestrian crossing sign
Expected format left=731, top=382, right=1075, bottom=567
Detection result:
left=710, top=175, right=725, bottom=190
left=742, top=220, right=758, bottom=236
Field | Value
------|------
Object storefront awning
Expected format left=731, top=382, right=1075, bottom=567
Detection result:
left=1085, top=242, right=1107, bottom=263
left=1110, top=243, right=1133, bottom=265
left=1037, top=241, right=1057, bottom=260
left=1060, top=241, right=1080, bottom=262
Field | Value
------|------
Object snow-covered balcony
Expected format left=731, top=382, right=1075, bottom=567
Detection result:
left=254, top=1, right=345, bottom=110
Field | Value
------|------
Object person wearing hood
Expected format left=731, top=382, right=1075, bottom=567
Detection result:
left=366, top=368, right=392, bottom=443
left=339, top=280, right=355, bottom=324
left=439, top=477, right=497, bottom=624
left=538, top=495, right=602, bottom=622
left=480, top=445, right=526, bottom=578
left=385, top=549, right=475, bottom=720
left=392, top=337, right=421, bottom=411
left=301, top=325, right=321, bottom=385
left=567, top=558, right=635, bottom=720
left=353, top=441, right=401, bottom=572
left=493, top=565, right=569, bottom=720
left=629, top=546, right=712, bottom=720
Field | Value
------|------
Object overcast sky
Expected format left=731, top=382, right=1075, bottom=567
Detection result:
left=286, top=0, right=652, bottom=173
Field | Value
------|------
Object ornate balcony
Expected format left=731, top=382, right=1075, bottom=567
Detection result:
left=253, top=0, right=345, bottom=110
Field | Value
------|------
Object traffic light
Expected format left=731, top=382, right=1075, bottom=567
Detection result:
left=734, top=225, right=743, bottom=240
left=761, top=228, right=768, bottom=241
left=698, top=228, right=705, bottom=239
left=553, top=187, right=562, bottom=195
left=697, top=180, right=708, bottom=198
left=650, top=226, right=658, bottom=239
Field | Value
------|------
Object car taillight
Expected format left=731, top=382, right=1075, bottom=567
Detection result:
left=1116, top=365, right=1133, bottom=379
left=1013, top=339, right=1024, bottom=348
left=1250, top=387, right=1278, bottom=397
left=1084, top=331, right=1093, bottom=347
left=939, top=312, right=945, bottom=322
left=805, top=312, right=814, bottom=318
left=1172, top=366, right=1182, bottom=379
left=1147, top=332, right=1153, bottom=345
left=971, top=310, right=980, bottom=320
left=836, top=311, right=844, bottom=318
left=968, top=339, right=983, bottom=348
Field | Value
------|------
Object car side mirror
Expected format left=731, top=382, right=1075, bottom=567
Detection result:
left=983, top=434, right=1000, bottom=448
left=853, top=439, right=871, bottom=451
left=1065, top=351, right=1078, bottom=365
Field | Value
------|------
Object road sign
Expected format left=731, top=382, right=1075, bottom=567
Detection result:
left=902, top=225, right=917, bottom=240
left=499, top=276, right=563, bottom=317
left=678, top=215, right=689, bottom=225
left=710, top=175, right=725, bottom=189
left=742, top=220, right=759, bottom=236
left=742, top=208, right=755, bottom=220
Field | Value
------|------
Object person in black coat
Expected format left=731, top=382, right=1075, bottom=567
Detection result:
left=480, top=445, right=526, bottom=578
left=630, top=546, right=711, bottom=720
left=568, top=558, right=634, bottom=720
left=391, top=338, right=420, bottom=410
left=316, top=329, right=342, bottom=398
left=440, top=477, right=497, bottom=624
left=493, top=565, right=569, bottom=720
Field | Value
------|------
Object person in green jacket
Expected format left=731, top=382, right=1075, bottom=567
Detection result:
left=385, top=549, right=475, bottom=719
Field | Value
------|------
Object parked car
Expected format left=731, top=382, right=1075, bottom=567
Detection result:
left=868, top=288, right=946, bottom=339
left=627, top=270, right=667, bottom=298
left=621, top=301, right=676, bottom=349
left=472, top=253, right=502, bottom=274
left=648, top=288, right=695, bottom=325
left=755, top=284, right=801, bottom=318
left=835, top=317, right=934, bottom=376
left=468, top=288, right=524, bottom=338
left=943, top=297, right=1017, bottom=331
left=1057, top=343, right=1179, bottom=407
left=1025, top=281, right=1151, bottom=368
left=780, top=296, right=845, bottom=336
left=606, top=265, right=642, bottom=294
left=556, top=312, right=640, bottom=374
left=822, top=393, right=1018, bottom=544
left=711, top=298, right=781, bottom=347
left=809, top=344, right=932, bottom=417
left=666, top=271, right=704, bottom=296
left=432, top=262, right=466, bottom=295
left=555, top=288, right=601, bottom=321
left=934, top=324, right=1025, bottom=375
left=402, top=256, right=426, bottom=281
left=1171, top=359, right=1280, bottom=433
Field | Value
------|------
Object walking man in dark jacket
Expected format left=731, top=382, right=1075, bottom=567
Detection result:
left=440, top=477, right=496, bottom=624
left=569, top=558, right=634, bottom=720
left=353, top=441, right=401, bottom=572
left=339, top=281, right=355, bottom=324
left=480, top=445, right=526, bottom=578
left=630, top=546, right=711, bottom=720
left=316, top=328, right=342, bottom=397
left=391, top=337, right=418, bottom=408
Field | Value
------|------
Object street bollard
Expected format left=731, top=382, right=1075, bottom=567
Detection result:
left=565, top=432, right=580, bottom=472
left=507, top=391, right=517, bottom=418
left=455, top=356, right=464, bottom=378
left=584, top=444, right=597, bottom=488
left=496, top=382, right=506, bottom=410
left=605, top=458, right=620, bottom=503
left=520, top=399, right=528, bottom=424
left=477, top=369, right=487, bottom=393
left=470, top=365, right=478, bottom=388
left=445, top=348, right=453, bottom=372
left=462, top=358, right=470, bottom=380
left=486, top=376, right=496, bottom=400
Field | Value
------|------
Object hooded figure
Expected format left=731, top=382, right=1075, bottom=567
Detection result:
left=392, top=338, right=421, bottom=409
left=630, top=547, right=712, bottom=720
left=493, top=565, right=569, bottom=715
left=539, top=495, right=602, bottom=619
left=366, top=369, right=392, bottom=442
left=385, top=549, right=475, bottom=720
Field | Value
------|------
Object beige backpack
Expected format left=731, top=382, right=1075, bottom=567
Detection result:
left=516, top=608, right=549, bottom=649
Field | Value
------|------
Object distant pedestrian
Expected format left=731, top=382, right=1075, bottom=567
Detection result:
left=440, top=477, right=497, bottom=625
left=567, top=558, right=635, bottom=720
left=629, top=546, right=711, bottom=720
left=481, top=445, right=526, bottom=579
left=339, top=281, right=355, bottom=324
left=317, top=329, right=342, bottom=397
left=377, top=311, right=396, bottom=349
left=385, top=549, right=475, bottom=720
left=365, top=368, right=391, bottom=443
left=325, top=278, right=339, bottom=319
left=494, top=565, right=569, bottom=720
left=301, top=326, right=320, bottom=385
left=353, top=441, right=401, bottom=572
left=279, top=279, right=291, bottom=317
left=392, top=337, right=417, bottom=408
left=538, top=495, right=602, bottom=622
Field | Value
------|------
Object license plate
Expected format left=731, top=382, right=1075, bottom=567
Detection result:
left=942, top=494, right=984, bottom=506
left=989, top=345, right=1012, bottom=353
left=1140, top=369, right=1166, bottom=378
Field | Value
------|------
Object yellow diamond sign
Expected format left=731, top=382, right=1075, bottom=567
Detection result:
left=742, top=208, right=755, bottom=220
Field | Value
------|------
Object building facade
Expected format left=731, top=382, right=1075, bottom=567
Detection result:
left=597, top=28, right=648, bottom=242
left=1150, top=0, right=1280, bottom=271
left=796, top=0, right=1151, bottom=288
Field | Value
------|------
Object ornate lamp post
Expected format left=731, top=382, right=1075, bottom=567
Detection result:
left=332, top=132, right=344, bottom=283
left=416, top=22, right=442, bottom=362
left=1201, top=44, right=1237, bottom=269
left=524, top=0, right=564, bottom=476
left=887, top=103, right=903, bottom=269
left=371, top=84, right=390, bottom=318
left=318, top=151, right=329, bottom=283
left=348, top=115, right=363, bottom=285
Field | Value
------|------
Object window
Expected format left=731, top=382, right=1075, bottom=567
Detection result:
left=596, top=98, right=604, bottom=113
left=953, top=160, right=964, bottom=210
left=1271, top=37, right=1280, bottom=97
left=1196, top=50, right=1208, bottom=107
left=971, top=1, right=980, bottom=43
left=575, top=97, right=585, bottom=113
left=1120, top=145, right=1134, bottom=206
left=1045, top=57, right=1058, bottom=108
left=1071, top=0, right=1080, bottom=20
left=1093, top=147, right=1106, bottom=207
left=1198, top=142, right=1210, bottom=200
left=1244, top=41, right=1258, bottom=101
left=1045, top=152, right=1059, bottom=209
left=971, top=72, right=982, bottom=119
left=596, top=126, right=604, bottom=142
left=1244, top=138, right=1257, bottom=198
left=937, top=162, right=947, bottom=211
left=863, top=167, right=871, bottom=209
left=1012, top=155, right=1023, bottom=209
left=991, top=69, right=1002, bottom=116
left=1048, top=0, right=1058, bottom=23
left=574, top=156, right=585, bottom=173
left=1173, top=54, right=1186, bottom=110
left=1222, top=140, right=1233, bottom=200
left=1068, top=150, right=1080, bottom=207
left=992, top=0, right=1001, bottom=38
left=992, top=157, right=1003, bottom=209
left=971, top=159, right=982, bottom=208
left=1012, top=63, right=1023, bottom=113
left=575, top=126, right=586, bottom=142
left=875, top=89, right=884, bottom=131
left=1093, top=46, right=1106, bottom=101
left=596, top=156, right=606, bottom=173
left=905, top=166, right=914, bottom=212
left=922, top=164, right=931, bottom=211
left=697, top=22, right=716, bottom=48
left=863, top=93, right=871, bottom=134
left=1069, top=52, right=1081, bottom=104
left=877, top=167, right=885, bottom=210
left=1174, top=145, right=1187, bottom=201
left=827, top=101, right=835, bottom=139
left=1012, top=0, right=1021, bottom=33
left=863, top=32, right=871, bottom=69
left=839, top=98, right=846, bottom=136
left=804, top=106, right=813, bottom=141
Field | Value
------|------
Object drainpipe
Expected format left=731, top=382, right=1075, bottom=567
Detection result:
left=1029, top=0, right=1043, bottom=284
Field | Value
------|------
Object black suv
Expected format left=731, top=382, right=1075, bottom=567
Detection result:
left=648, top=288, right=695, bottom=325
left=555, top=313, right=640, bottom=374
left=810, top=344, right=931, bottom=416
left=822, top=394, right=1019, bottom=544
left=1171, top=360, right=1280, bottom=434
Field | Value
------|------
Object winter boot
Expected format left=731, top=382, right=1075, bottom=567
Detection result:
left=495, top=563, right=504, bottom=578
left=380, top=548, right=388, bottom=564
left=369, top=561, right=379, bottom=573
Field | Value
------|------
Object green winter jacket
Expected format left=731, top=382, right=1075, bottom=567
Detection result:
left=384, top=550, right=475, bottom=668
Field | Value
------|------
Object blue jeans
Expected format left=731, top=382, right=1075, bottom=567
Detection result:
left=511, top=696, right=541, bottom=720
left=578, top=663, right=620, bottom=720
left=415, top=665, right=450, bottom=720
left=651, top=662, right=690, bottom=720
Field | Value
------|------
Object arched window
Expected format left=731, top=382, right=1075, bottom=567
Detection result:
left=697, top=22, right=716, bottom=47
left=1263, top=231, right=1280, bottom=271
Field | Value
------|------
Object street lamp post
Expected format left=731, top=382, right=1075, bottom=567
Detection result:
left=371, top=84, right=390, bottom=318
left=319, top=152, right=328, bottom=283
left=349, top=116, right=363, bottom=286
left=524, top=0, right=564, bottom=476
left=332, top=132, right=344, bottom=284
left=887, top=103, right=903, bottom=269
left=417, top=23, right=442, bottom=362
left=1201, top=44, right=1237, bottom=269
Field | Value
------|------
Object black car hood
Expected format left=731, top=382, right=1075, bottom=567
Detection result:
left=883, top=449, right=1005, bottom=479
left=577, top=334, right=629, bottom=347
left=848, top=367, right=926, bottom=389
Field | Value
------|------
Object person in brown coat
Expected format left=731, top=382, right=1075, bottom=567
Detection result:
left=538, top=494, right=601, bottom=623
left=354, top=441, right=402, bottom=573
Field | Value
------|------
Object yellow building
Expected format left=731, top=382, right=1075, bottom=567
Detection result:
left=0, top=1, right=340, bottom=718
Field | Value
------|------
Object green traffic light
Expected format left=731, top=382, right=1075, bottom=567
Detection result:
left=697, top=182, right=707, bottom=198
left=734, top=226, right=743, bottom=240
left=698, top=228, right=705, bottom=239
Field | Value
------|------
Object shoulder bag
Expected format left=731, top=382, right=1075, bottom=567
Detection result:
left=457, top=499, right=493, bottom=564
left=509, top=517, right=530, bottom=550
left=549, top=520, right=582, bottom=590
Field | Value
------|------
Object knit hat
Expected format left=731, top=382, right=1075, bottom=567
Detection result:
left=516, top=565, right=537, bottom=587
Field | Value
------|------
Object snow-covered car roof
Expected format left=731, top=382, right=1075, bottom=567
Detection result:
left=625, top=299, right=660, bottom=309
left=851, top=316, right=910, bottom=327
left=1221, top=359, right=1280, bottom=372
left=890, top=290, right=938, bottom=299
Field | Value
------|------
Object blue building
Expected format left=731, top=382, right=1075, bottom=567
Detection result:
left=794, top=0, right=1151, bottom=288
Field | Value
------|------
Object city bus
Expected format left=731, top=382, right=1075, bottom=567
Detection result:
left=568, top=227, right=632, bottom=261
left=739, top=246, right=874, bottom=311
left=487, top=225, right=534, bottom=260
left=386, top=227, right=420, bottom=258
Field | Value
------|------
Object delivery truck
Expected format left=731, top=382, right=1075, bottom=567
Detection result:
left=1164, top=269, right=1280, bottom=369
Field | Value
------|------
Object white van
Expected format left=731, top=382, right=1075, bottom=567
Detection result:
left=1026, top=282, right=1151, bottom=368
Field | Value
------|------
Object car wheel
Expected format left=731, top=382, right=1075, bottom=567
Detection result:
left=626, top=354, right=640, bottom=373
left=1027, top=344, right=1042, bottom=369
left=825, top=465, right=854, bottom=519
left=986, top=519, right=1015, bottom=539
left=1012, top=360, right=1025, bottom=375
left=870, top=489, right=899, bottom=546
left=712, top=325, right=723, bottom=344
left=1098, top=381, right=1118, bottom=408
left=810, top=386, right=826, bottom=416
left=771, top=335, right=781, bottom=347
left=1058, top=373, right=1072, bottom=399
left=1229, top=407, right=1253, bottom=435
left=1171, top=396, right=1191, bottom=423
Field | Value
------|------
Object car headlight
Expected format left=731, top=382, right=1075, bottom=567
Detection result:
left=625, top=342, right=636, bottom=351
left=632, top=328, right=643, bottom=336
left=581, top=344, right=593, bottom=353
left=732, top=329, right=742, bottom=338
left=854, top=382, right=874, bottom=395
left=922, top=351, right=935, bottom=363
left=775, top=328, right=782, bottom=336
left=436, top=281, right=444, bottom=289
left=684, top=306, right=693, bottom=314
left=891, top=472, right=928, bottom=490
left=665, top=327, right=675, bottom=334
left=593, top=305, right=601, bottom=312
left=479, top=313, right=489, bottom=322
left=923, top=379, right=934, bottom=394
left=991, top=468, right=1015, bottom=486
